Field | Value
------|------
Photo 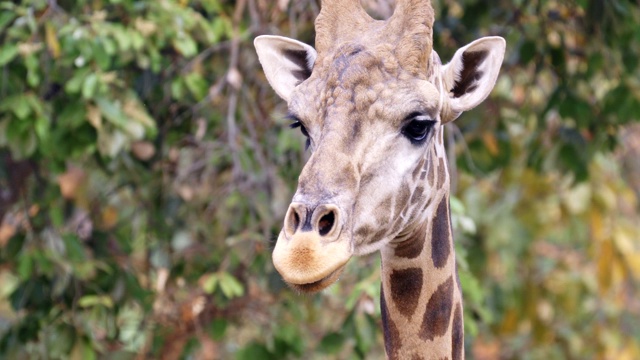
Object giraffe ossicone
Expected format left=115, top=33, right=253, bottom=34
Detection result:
left=255, top=0, right=505, bottom=358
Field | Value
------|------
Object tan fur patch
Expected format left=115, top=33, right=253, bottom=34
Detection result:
left=427, top=155, right=436, bottom=186
left=437, top=157, right=446, bottom=188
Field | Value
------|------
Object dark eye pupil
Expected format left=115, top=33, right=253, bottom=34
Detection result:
left=403, top=119, right=434, bottom=144
left=408, top=122, right=428, bottom=136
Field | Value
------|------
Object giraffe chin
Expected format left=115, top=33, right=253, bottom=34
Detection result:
left=287, top=265, right=346, bottom=293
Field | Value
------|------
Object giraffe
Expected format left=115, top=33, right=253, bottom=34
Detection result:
left=254, top=0, right=505, bottom=358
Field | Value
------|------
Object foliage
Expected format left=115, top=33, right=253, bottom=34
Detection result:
left=0, top=0, right=639, bottom=359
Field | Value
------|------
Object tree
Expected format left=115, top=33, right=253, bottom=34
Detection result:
left=1, top=0, right=639, bottom=358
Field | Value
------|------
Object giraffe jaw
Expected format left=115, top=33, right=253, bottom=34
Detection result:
left=287, top=264, right=347, bottom=293
left=272, top=231, right=352, bottom=293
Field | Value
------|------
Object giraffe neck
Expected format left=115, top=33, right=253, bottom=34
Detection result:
left=379, top=145, right=464, bottom=360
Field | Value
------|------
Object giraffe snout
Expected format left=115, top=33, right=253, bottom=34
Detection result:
left=273, top=202, right=352, bottom=293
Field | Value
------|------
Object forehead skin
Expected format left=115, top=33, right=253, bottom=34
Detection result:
left=288, top=43, right=441, bottom=132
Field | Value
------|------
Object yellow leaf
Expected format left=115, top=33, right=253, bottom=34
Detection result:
left=58, top=167, right=86, bottom=200
left=86, top=105, right=102, bottom=130
left=131, top=140, right=156, bottom=160
left=617, top=341, right=640, bottom=360
left=499, top=307, right=519, bottom=334
left=597, top=238, right=613, bottom=293
left=625, top=253, right=640, bottom=278
left=134, top=18, right=157, bottom=37
left=482, top=132, right=499, bottom=156
left=0, top=222, right=16, bottom=248
left=562, top=183, right=591, bottom=214
left=589, top=210, right=605, bottom=242
left=28, top=204, right=39, bottom=217
left=123, top=99, right=154, bottom=128
left=614, top=224, right=640, bottom=277
left=101, top=206, right=118, bottom=230
left=45, top=23, right=60, bottom=58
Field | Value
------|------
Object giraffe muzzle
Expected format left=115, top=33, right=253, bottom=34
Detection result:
left=272, top=203, right=353, bottom=293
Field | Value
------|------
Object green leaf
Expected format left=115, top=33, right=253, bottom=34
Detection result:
left=65, top=68, right=91, bottom=94
left=0, top=94, right=31, bottom=119
left=130, top=31, right=144, bottom=51
left=78, top=295, right=114, bottom=308
left=63, top=234, right=86, bottom=262
left=0, top=271, right=19, bottom=300
left=82, top=73, right=99, bottom=99
left=46, top=324, right=76, bottom=358
left=235, top=342, right=273, bottom=360
left=7, top=126, right=37, bottom=159
left=519, top=40, right=537, bottom=64
left=0, top=43, right=18, bottom=66
left=112, top=26, right=132, bottom=51
left=218, top=272, right=244, bottom=299
left=171, top=78, right=185, bottom=100
left=184, top=72, right=208, bottom=99
left=318, top=332, right=345, bottom=354
left=58, top=101, right=87, bottom=129
left=354, top=313, right=376, bottom=354
left=34, top=116, right=50, bottom=142
left=209, top=319, right=227, bottom=340
left=25, top=54, right=40, bottom=87
left=173, top=33, right=197, bottom=57
left=4, top=233, right=25, bottom=259
left=17, top=254, right=33, bottom=280
left=459, top=270, right=484, bottom=304
left=202, top=273, right=219, bottom=294
left=95, top=97, right=128, bottom=128
left=70, top=338, right=97, bottom=360
left=559, top=93, right=592, bottom=128
left=0, top=11, right=16, bottom=33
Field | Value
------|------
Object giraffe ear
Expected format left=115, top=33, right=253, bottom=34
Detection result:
left=254, top=35, right=317, bottom=102
left=440, top=36, right=506, bottom=123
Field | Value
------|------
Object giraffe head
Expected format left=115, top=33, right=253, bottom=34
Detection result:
left=255, top=0, right=505, bottom=293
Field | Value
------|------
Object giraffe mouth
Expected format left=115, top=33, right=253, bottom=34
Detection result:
left=287, top=264, right=346, bottom=293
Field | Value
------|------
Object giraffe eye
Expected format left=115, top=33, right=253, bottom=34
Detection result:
left=289, top=117, right=311, bottom=149
left=290, top=120, right=309, bottom=137
left=402, top=116, right=436, bottom=145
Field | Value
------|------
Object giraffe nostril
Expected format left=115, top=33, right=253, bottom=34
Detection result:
left=318, top=211, right=335, bottom=236
left=293, top=211, right=300, bottom=231
left=285, top=206, right=302, bottom=236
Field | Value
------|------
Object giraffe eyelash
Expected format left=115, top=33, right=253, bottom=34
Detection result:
left=287, top=114, right=311, bottom=150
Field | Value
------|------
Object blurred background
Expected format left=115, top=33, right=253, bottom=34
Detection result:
left=1, top=0, right=639, bottom=358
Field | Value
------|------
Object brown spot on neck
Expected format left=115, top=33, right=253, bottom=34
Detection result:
left=394, top=221, right=426, bottom=259
left=381, top=286, right=402, bottom=360
left=452, top=303, right=464, bottom=360
left=431, top=197, right=451, bottom=268
left=420, top=276, right=454, bottom=341
left=389, top=267, right=423, bottom=318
